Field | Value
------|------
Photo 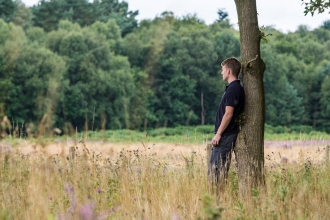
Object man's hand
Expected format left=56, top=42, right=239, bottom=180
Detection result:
left=212, top=133, right=221, bottom=146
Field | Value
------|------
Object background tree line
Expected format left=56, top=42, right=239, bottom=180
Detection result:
left=0, top=0, right=330, bottom=134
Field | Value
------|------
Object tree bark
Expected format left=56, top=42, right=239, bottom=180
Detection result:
left=234, top=0, right=266, bottom=197
left=201, top=92, right=205, bottom=125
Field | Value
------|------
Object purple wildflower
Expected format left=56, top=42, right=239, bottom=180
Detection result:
left=172, top=213, right=181, bottom=220
left=97, top=189, right=101, bottom=194
left=79, top=202, right=96, bottom=220
left=64, top=184, right=77, bottom=216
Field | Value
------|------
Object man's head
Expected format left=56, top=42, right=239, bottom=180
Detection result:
left=221, top=57, right=241, bottom=82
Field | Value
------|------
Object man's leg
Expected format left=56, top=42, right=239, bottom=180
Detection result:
left=209, top=134, right=237, bottom=193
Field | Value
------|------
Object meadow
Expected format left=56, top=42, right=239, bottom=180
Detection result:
left=1, top=126, right=330, bottom=219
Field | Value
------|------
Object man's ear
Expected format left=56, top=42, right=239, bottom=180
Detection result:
left=228, top=68, right=233, bottom=76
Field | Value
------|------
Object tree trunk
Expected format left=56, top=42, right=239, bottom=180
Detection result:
left=201, top=92, right=205, bottom=125
left=234, top=0, right=266, bottom=197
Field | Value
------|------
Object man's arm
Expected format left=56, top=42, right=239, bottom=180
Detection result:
left=211, top=106, right=234, bottom=145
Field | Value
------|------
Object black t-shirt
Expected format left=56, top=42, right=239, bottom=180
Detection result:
left=214, top=80, right=245, bottom=135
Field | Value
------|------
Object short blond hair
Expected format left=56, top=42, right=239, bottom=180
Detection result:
left=221, top=57, right=241, bottom=78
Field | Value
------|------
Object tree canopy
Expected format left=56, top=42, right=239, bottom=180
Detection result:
left=0, top=0, right=329, bottom=135
left=302, top=0, right=330, bottom=15
left=31, top=0, right=138, bottom=36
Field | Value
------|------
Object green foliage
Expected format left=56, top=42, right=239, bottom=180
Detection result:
left=215, top=32, right=240, bottom=63
left=124, top=17, right=224, bottom=128
left=31, top=0, right=72, bottom=32
left=0, top=54, right=12, bottom=118
left=48, top=125, right=330, bottom=144
left=70, top=125, right=214, bottom=144
left=0, top=210, right=11, bottom=220
left=12, top=0, right=33, bottom=30
left=302, top=0, right=330, bottom=16
left=0, top=0, right=16, bottom=22
left=273, top=75, right=304, bottom=126
left=0, top=19, right=11, bottom=44
left=321, top=19, right=330, bottom=30
left=5, top=42, right=66, bottom=128
left=26, top=27, right=46, bottom=45
left=320, top=75, right=330, bottom=132
left=263, top=52, right=304, bottom=126
left=198, top=194, right=224, bottom=220
left=45, top=21, right=138, bottom=130
left=1, top=6, right=330, bottom=134
left=31, top=0, right=138, bottom=36
left=261, top=25, right=330, bottom=131
left=88, top=19, right=123, bottom=54
left=278, top=185, right=289, bottom=202
left=95, top=0, right=138, bottom=37
left=216, top=9, right=228, bottom=23
left=265, top=124, right=318, bottom=134
left=234, top=201, right=247, bottom=220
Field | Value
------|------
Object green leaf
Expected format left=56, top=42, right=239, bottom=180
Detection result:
left=48, top=214, right=55, bottom=220
left=261, top=36, right=268, bottom=43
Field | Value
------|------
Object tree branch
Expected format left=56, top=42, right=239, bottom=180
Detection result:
left=246, top=55, right=258, bottom=68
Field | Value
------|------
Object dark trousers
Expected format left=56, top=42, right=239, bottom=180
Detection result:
left=208, top=134, right=237, bottom=192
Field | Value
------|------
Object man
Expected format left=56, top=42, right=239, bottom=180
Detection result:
left=209, top=57, right=245, bottom=192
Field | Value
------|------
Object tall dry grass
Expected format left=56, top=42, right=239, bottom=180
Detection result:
left=0, top=140, right=330, bottom=219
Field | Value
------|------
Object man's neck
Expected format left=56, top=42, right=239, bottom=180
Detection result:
left=227, top=77, right=238, bottom=84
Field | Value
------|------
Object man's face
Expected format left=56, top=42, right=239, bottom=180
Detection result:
left=221, top=65, right=229, bottom=81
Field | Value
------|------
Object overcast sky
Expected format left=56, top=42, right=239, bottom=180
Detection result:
left=22, top=0, right=330, bottom=33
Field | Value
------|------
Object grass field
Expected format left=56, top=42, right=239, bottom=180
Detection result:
left=1, top=126, right=330, bottom=219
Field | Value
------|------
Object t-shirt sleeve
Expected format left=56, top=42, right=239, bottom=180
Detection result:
left=225, top=90, right=239, bottom=107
